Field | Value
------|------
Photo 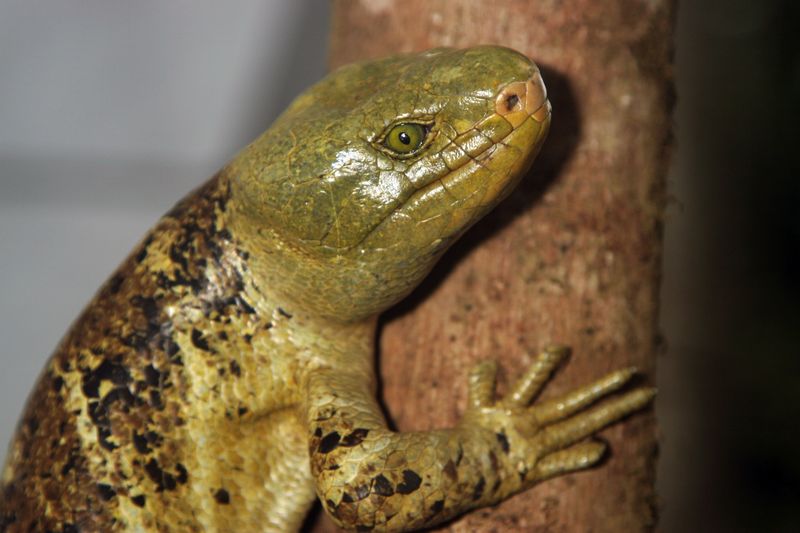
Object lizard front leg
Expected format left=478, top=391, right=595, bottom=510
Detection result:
left=305, top=347, right=654, bottom=532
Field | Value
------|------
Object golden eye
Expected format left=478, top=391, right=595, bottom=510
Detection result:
left=384, top=123, right=427, bottom=154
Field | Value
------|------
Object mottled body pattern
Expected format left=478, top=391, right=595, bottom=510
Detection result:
left=2, top=47, right=653, bottom=532
left=2, top=179, right=316, bottom=531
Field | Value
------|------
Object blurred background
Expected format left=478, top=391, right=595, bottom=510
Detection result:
left=0, top=1, right=797, bottom=530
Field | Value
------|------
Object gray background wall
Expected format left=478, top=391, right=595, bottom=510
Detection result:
left=2, top=1, right=798, bottom=530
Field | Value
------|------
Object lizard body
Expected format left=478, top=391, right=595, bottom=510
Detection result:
left=1, top=46, right=653, bottom=532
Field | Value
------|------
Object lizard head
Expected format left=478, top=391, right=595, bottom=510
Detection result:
left=229, top=46, right=551, bottom=321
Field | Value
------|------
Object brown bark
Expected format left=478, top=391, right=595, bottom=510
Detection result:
left=312, top=1, right=675, bottom=531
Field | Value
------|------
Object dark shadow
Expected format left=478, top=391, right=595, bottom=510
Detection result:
left=299, top=500, right=324, bottom=533
left=373, top=65, right=582, bottom=429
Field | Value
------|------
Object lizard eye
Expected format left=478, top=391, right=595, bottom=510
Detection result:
left=383, top=123, right=428, bottom=155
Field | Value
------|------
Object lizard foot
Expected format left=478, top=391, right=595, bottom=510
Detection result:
left=462, top=346, right=655, bottom=485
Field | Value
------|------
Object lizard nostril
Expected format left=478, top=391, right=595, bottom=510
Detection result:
left=495, top=70, right=550, bottom=126
left=505, top=94, right=520, bottom=112
left=495, top=81, right=527, bottom=125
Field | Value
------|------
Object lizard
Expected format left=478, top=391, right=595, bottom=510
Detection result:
left=0, top=45, right=654, bottom=532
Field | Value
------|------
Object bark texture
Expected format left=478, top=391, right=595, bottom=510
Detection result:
left=312, top=1, right=675, bottom=531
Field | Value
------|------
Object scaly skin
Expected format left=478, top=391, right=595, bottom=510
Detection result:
left=0, top=46, right=654, bottom=532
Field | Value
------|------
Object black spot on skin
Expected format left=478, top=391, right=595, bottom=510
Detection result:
left=97, top=426, right=118, bottom=451
left=313, top=427, right=323, bottom=438
left=354, top=484, right=371, bottom=501
left=327, top=464, right=340, bottom=471
left=340, top=428, right=369, bottom=447
left=396, top=470, right=422, bottom=494
left=372, top=474, right=394, bottom=496
left=325, top=499, right=337, bottom=511
left=52, top=376, right=64, bottom=392
left=132, top=431, right=150, bottom=454
left=473, top=476, right=486, bottom=501
left=175, top=463, right=189, bottom=484
left=505, top=93, right=520, bottom=111
left=496, top=431, right=510, bottom=454
left=143, top=364, right=168, bottom=388
left=149, top=390, right=164, bottom=410
left=191, top=328, right=213, bottom=352
left=243, top=334, right=253, bottom=344
left=145, top=430, right=163, bottom=447
left=492, top=479, right=502, bottom=493
left=318, top=432, right=341, bottom=453
left=96, top=483, right=116, bottom=501
left=81, top=358, right=132, bottom=399
left=230, top=360, right=241, bottom=377
left=144, top=458, right=178, bottom=492
left=342, top=492, right=354, bottom=503
left=431, top=499, right=445, bottom=514
left=131, top=494, right=146, bottom=507
left=277, top=307, right=293, bottom=319
left=214, top=488, right=230, bottom=504
left=237, top=406, right=248, bottom=416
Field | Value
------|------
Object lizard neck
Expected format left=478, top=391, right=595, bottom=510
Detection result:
left=206, top=169, right=379, bottom=372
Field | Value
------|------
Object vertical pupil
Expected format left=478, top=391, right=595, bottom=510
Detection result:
left=398, top=131, right=412, bottom=145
